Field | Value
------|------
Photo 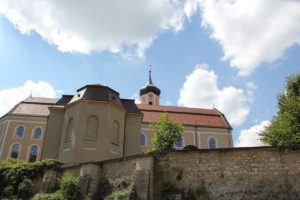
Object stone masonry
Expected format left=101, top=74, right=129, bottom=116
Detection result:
left=43, top=146, right=300, bottom=200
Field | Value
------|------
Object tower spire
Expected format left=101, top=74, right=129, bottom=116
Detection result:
left=148, top=64, right=153, bottom=85
left=139, top=64, right=161, bottom=105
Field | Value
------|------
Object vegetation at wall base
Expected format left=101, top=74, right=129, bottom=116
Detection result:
left=0, top=158, right=61, bottom=199
left=260, top=72, right=300, bottom=146
left=149, top=113, right=183, bottom=152
left=60, top=172, right=82, bottom=200
left=32, top=192, right=64, bottom=200
left=94, top=176, right=138, bottom=200
left=32, top=172, right=82, bottom=200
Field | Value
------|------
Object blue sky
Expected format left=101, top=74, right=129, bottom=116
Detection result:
left=0, top=0, right=299, bottom=146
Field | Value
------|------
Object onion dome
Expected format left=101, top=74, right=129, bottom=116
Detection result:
left=139, top=67, right=161, bottom=96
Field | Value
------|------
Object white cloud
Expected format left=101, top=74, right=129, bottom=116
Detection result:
left=178, top=64, right=252, bottom=126
left=0, top=81, right=62, bottom=117
left=133, top=93, right=141, bottom=104
left=235, top=120, right=270, bottom=147
left=246, top=81, right=257, bottom=103
left=162, top=100, right=172, bottom=106
left=2, top=0, right=298, bottom=73
left=199, top=0, right=300, bottom=75
left=0, top=0, right=186, bottom=56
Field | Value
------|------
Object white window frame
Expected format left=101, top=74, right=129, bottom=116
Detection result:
left=31, top=127, right=43, bottom=140
left=14, top=125, right=25, bottom=139
left=26, top=144, right=40, bottom=162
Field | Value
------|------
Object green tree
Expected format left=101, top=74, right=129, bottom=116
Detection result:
left=260, top=72, right=300, bottom=145
left=149, top=113, right=183, bottom=151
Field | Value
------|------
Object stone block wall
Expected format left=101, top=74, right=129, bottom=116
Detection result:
left=49, top=146, right=300, bottom=200
left=153, top=147, right=300, bottom=200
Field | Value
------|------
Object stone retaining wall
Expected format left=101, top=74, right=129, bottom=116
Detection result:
left=153, top=147, right=300, bottom=199
left=43, top=146, right=300, bottom=200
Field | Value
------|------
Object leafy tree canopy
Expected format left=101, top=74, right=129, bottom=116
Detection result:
left=149, top=113, right=183, bottom=151
left=260, top=72, right=300, bottom=146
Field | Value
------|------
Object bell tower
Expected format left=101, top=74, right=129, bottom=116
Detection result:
left=139, top=65, right=161, bottom=105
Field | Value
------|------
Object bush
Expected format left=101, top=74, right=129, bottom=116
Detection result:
left=112, top=189, right=130, bottom=200
left=95, top=176, right=138, bottom=200
left=18, top=178, right=33, bottom=199
left=32, top=172, right=81, bottom=200
left=32, top=192, right=64, bottom=200
left=60, top=172, right=82, bottom=200
left=0, top=158, right=61, bottom=199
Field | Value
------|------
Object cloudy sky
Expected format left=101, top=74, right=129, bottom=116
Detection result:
left=0, top=0, right=299, bottom=147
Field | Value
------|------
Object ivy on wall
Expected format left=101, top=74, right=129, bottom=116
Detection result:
left=0, top=158, right=61, bottom=199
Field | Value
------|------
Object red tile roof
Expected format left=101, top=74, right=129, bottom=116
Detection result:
left=137, top=104, right=232, bottom=129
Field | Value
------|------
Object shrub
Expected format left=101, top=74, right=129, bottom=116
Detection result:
left=32, top=192, right=64, bottom=200
left=108, top=188, right=130, bottom=200
left=0, top=158, right=61, bottom=199
left=60, top=172, right=82, bottom=200
left=2, top=185, right=13, bottom=198
left=33, top=172, right=81, bottom=200
left=18, top=178, right=33, bottom=199
left=95, top=176, right=138, bottom=200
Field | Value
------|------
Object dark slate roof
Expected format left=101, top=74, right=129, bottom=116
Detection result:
left=68, top=84, right=141, bottom=113
left=121, top=99, right=141, bottom=113
left=69, top=84, right=123, bottom=107
left=139, top=84, right=161, bottom=96
left=139, top=69, right=161, bottom=96
left=56, top=95, right=73, bottom=106
left=137, top=104, right=232, bottom=129
left=3, top=85, right=142, bottom=118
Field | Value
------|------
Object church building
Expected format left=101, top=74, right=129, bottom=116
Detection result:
left=0, top=70, right=232, bottom=164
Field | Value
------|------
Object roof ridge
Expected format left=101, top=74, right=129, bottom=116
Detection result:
left=21, top=101, right=57, bottom=105
left=137, top=104, right=218, bottom=115
left=138, top=104, right=215, bottom=110
left=140, top=109, right=220, bottom=116
left=213, top=108, right=233, bottom=130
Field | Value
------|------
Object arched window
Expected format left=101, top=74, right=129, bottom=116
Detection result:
left=15, top=126, right=24, bottom=138
left=140, top=133, right=146, bottom=146
left=85, top=115, right=98, bottom=140
left=208, top=137, right=217, bottom=149
left=10, top=143, right=20, bottom=159
left=175, top=138, right=183, bottom=148
left=32, top=128, right=42, bottom=139
left=65, top=118, right=73, bottom=142
left=28, top=145, right=39, bottom=162
left=111, top=121, right=120, bottom=145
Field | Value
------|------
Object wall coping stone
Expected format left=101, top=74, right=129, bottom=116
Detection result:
left=60, top=145, right=300, bottom=168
